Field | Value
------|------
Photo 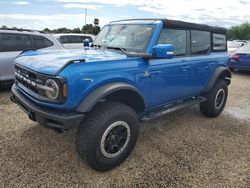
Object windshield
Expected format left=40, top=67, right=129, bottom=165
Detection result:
left=93, top=24, right=154, bottom=53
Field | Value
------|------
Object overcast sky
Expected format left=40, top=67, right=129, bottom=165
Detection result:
left=0, top=0, right=250, bottom=30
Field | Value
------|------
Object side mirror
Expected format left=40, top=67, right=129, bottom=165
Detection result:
left=83, top=39, right=90, bottom=47
left=152, top=44, right=174, bottom=59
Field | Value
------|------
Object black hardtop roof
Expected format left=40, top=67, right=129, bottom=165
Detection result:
left=111, top=18, right=227, bottom=34
left=162, top=19, right=226, bottom=34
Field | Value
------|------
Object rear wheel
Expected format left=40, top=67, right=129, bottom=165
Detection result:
left=76, top=101, right=139, bottom=171
left=200, top=80, right=228, bottom=117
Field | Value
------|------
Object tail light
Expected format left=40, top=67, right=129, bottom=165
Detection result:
left=230, top=54, right=240, bottom=60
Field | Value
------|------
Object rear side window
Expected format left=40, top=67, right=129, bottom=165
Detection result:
left=32, top=35, right=53, bottom=49
left=60, top=36, right=70, bottom=44
left=212, top=34, right=226, bottom=51
left=60, top=36, right=93, bottom=44
left=191, top=30, right=210, bottom=55
left=158, top=29, right=187, bottom=56
left=0, top=33, right=33, bottom=52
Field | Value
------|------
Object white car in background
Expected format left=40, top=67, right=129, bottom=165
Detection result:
left=54, top=33, right=95, bottom=49
left=227, top=40, right=247, bottom=55
left=0, top=28, right=63, bottom=86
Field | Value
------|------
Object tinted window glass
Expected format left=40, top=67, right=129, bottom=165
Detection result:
left=158, top=29, right=186, bottom=56
left=191, top=30, right=210, bottom=55
left=60, top=36, right=70, bottom=44
left=32, top=36, right=53, bottom=49
left=70, top=36, right=82, bottom=43
left=213, top=34, right=226, bottom=51
left=60, top=35, right=93, bottom=44
left=93, top=25, right=154, bottom=53
left=0, top=33, right=33, bottom=52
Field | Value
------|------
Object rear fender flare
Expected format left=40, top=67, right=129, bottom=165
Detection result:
left=204, top=66, right=231, bottom=92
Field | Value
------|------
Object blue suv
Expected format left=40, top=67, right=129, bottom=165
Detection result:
left=11, top=19, right=231, bottom=171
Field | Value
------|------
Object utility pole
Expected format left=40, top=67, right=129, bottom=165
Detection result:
left=85, top=8, right=87, bottom=26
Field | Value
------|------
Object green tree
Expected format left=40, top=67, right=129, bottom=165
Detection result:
left=72, top=27, right=81, bottom=33
left=82, top=19, right=101, bottom=35
left=227, top=22, right=250, bottom=40
left=43, top=28, right=51, bottom=33
left=1, top=25, right=8, bottom=29
left=94, top=18, right=99, bottom=26
left=93, top=26, right=100, bottom=35
left=82, top=24, right=94, bottom=34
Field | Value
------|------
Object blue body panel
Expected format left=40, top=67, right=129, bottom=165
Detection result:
left=15, top=49, right=127, bottom=75
left=14, top=20, right=229, bottom=112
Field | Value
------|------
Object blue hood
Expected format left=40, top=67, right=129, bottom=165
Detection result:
left=15, top=49, right=127, bottom=75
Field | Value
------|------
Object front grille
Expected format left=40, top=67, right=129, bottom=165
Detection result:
left=14, top=65, right=45, bottom=96
left=14, top=64, right=66, bottom=104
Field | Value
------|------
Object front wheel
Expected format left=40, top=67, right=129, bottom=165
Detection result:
left=76, top=101, right=139, bottom=171
left=230, top=67, right=235, bottom=72
left=200, top=80, right=228, bottom=117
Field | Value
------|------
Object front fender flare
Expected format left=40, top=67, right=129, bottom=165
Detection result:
left=76, top=82, right=145, bottom=113
left=204, top=66, right=231, bottom=92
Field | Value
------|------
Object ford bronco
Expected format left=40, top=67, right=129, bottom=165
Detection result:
left=11, top=19, right=231, bottom=171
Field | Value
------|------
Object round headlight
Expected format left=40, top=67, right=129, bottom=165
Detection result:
left=45, top=79, right=59, bottom=100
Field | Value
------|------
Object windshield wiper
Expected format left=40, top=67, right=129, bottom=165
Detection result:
left=106, top=46, right=127, bottom=53
left=93, top=44, right=102, bottom=48
left=105, top=46, right=152, bottom=58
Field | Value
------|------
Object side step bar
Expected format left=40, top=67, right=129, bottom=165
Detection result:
left=140, top=96, right=206, bottom=121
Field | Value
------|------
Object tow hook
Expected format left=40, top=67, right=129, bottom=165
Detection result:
left=10, top=96, right=16, bottom=103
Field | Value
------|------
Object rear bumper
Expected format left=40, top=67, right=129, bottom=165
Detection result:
left=11, top=84, right=85, bottom=130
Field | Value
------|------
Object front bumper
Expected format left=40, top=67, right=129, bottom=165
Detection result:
left=11, top=84, right=85, bottom=130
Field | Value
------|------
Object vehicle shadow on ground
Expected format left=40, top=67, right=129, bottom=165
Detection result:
left=0, top=84, right=12, bottom=92
left=232, top=70, right=250, bottom=76
left=2, top=105, right=249, bottom=187
left=0, top=85, right=12, bottom=105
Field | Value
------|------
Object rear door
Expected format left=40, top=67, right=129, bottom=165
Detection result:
left=0, top=33, right=33, bottom=81
left=182, top=30, right=214, bottom=94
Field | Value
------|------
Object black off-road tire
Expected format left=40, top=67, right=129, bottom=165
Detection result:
left=76, top=101, right=139, bottom=171
left=200, top=80, right=228, bottom=117
left=230, top=67, right=235, bottom=72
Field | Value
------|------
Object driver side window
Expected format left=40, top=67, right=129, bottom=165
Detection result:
left=158, top=29, right=187, bottom=56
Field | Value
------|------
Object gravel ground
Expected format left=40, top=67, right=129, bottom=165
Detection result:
left=0, top=71, right=250, bottom=188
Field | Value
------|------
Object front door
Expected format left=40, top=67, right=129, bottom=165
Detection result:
left=148, top=28, right=193, bottom=108
left=149, top=57, right=192, bottom=108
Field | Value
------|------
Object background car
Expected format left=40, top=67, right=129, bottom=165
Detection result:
left=227, top=40, right=247, bottom=55
left=228, top=42, right=250, bottom=71
left=54, top=33, right=95, bottom=49
left=0, top=28, right=63, bottom=86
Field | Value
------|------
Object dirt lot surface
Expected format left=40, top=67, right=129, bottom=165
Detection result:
left=0, top=72, right=249, bottom=188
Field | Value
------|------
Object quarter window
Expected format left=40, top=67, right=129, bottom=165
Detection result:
left=191, top=30, right=210, bottom=55
left=0, top=33, right=33, bottom=52
left=158, top=29, right=186, bottom=56
left=32, top=36, right=53, bottom=49
left=212, top=33, right=226, bottom=51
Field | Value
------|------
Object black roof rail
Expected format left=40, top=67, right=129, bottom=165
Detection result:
left=0, top=28, right=47, bottom=34
left=110, top=18, right=227, bottom=34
